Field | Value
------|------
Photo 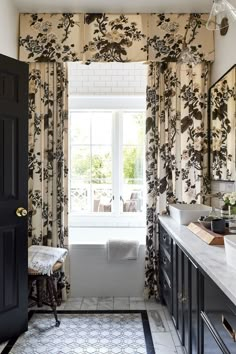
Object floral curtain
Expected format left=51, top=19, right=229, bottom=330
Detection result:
left=28, top=62, right=69, bottom=298
left=19, top=13, right=214, bottom=63
left=145, top=61, right=210, bottom=298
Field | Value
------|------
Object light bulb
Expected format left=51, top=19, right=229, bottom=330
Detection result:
left=214, top=0, right=226, bottom=14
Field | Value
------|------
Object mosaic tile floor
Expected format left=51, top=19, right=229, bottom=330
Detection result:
left=0, top=298, right=184, bottom=354
left=2, top=311, right=154, bottom=354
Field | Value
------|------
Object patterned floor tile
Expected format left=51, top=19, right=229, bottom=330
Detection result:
left=4, top=312, right=152, bottom=354
left=0, top=297, right=186, bottom=354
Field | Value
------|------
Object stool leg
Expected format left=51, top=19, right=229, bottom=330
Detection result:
left=47, top=276, right=60, bottom=327
left=36, top=278, right=44, bottom=307
left=51, top=275, right=60, bottom=306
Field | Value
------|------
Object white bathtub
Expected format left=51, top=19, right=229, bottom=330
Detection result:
left=69, top=227, right=146, bottom=297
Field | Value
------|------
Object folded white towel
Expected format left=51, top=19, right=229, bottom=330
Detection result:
left=28, top=245, right=68, bottom=275
left=107, top=239, right=140, bottom=261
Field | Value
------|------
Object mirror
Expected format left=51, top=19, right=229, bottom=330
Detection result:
left=209, top=64, right=236, bottom=181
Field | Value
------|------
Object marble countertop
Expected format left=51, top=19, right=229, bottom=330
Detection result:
left=159, top=215, right=236, bottom=306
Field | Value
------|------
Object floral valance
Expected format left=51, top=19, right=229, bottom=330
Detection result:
left=19, top=13, right=214, bottom=63
left=19, top=13, right=84, bottom=62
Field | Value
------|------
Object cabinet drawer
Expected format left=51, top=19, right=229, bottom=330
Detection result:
left=159, top=225, right=171, bottom=254
left=160, top=270, right=172, bottom=314
left=201, top=312, right=228, bottom=354
left=204, top=276, right=236, bottom=353
left=160, top=246, right=171, bottom=281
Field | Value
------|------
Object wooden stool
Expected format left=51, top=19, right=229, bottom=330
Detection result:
left=28, top=262, right=62, bottom=327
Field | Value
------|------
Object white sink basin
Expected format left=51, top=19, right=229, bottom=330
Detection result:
left=169, top=204, right=212, bottom=225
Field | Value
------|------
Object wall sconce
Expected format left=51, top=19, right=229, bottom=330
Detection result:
left=206, top=0, right=236, bottom=35
left=178, top=15, right=201, bottom=64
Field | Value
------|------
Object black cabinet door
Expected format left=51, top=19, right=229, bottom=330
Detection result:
left=177, top=245, right=184, bottom=345
left=183, top=254, right=190, bottom=353
left=190, top=259, right=199, bottom=354
left=172, top=240, right=178, bottom=327
left=176, top=245, right=200, bottom=354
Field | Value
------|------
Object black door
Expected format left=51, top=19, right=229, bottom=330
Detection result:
left=0, top=54, right=28, bottom=343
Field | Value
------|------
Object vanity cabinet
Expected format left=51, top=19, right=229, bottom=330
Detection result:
left=201, top=276, right=236, bottom=354
left=159, top=222, right=236, bottom=354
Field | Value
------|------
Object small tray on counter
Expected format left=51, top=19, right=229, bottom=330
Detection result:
left=187, top=222, right=229, bottom=245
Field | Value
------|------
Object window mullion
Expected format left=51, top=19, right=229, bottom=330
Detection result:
left=112, top=111, right=120, bottom=215
left=89, top=114, right=93, bottom=213
left=118, top=111, right=123, bottom=216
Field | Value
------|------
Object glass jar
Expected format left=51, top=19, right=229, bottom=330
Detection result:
left=221, top=204, right=229, bottom=218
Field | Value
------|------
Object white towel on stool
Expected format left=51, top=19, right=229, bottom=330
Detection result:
left=107, top=239, right=140, bottom=261
left=28, top=245, right=68, bottom=275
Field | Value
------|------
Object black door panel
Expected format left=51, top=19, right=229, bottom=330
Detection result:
left=0, top=54, right=28, bottom=343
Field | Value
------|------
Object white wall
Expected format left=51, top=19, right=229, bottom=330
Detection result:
left=211, top=0, right=236, bottom=84
left=0, top=0, right=19, bottom=59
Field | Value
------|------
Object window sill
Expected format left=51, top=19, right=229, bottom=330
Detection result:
left=69, top=214, right=146, bottom=228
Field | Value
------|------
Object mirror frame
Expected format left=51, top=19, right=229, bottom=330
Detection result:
left=208, top=64, right=236, bottom=181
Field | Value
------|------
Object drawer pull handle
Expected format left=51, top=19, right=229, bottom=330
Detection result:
left=222, top=315, right=236, bottom=342
left=163, top=235, right=167, bottom=241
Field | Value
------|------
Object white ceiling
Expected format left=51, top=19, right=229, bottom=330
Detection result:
left=13, top=0, right=213, bottom=14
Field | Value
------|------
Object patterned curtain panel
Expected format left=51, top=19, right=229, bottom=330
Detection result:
left=19, top=13, right=83, bottom=62
left=28, top=62, right=69, bottom=298
left=145, top=61, right=210, bottom=298
left=19, top=13, right=215, bottom=63
left=211, top=68, right=236, bottom=180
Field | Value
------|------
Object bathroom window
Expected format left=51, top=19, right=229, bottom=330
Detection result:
left=69, top=108, right=146, bottom=227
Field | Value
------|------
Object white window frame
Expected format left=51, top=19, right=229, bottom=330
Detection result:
left=69, top=96, right=146, bottom=228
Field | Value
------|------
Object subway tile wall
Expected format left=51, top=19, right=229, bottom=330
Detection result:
left=69, top=62, right=147, bottom=96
